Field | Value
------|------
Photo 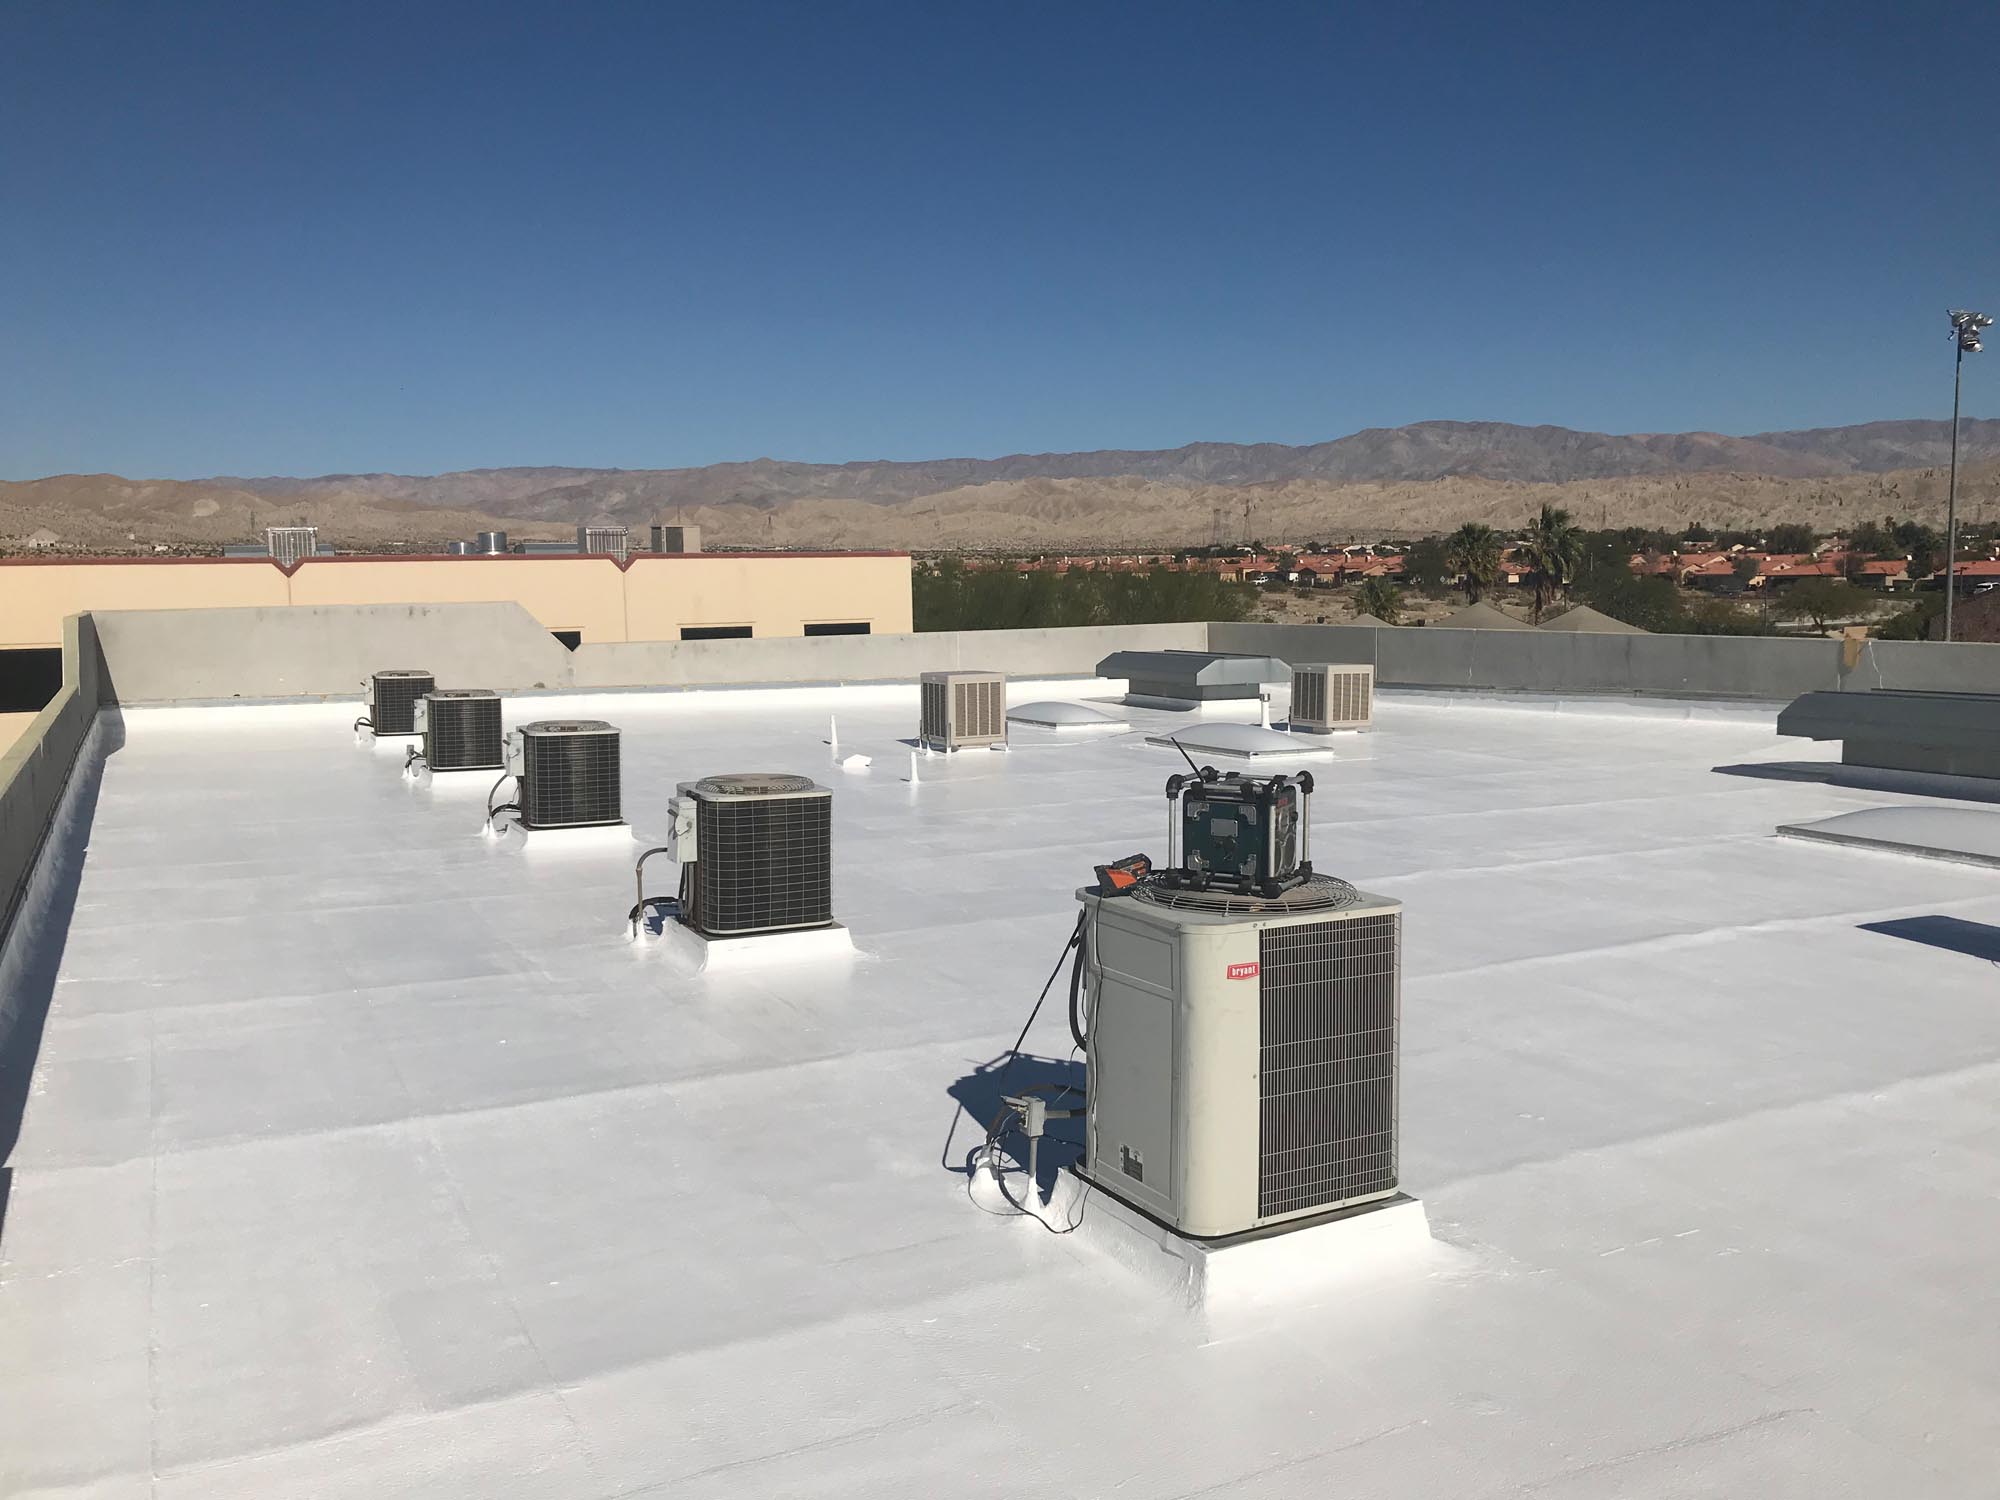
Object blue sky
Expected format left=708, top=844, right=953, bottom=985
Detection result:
left=2, top=1, right=1995, bottom=479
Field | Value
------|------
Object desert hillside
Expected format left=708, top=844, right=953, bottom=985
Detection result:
left=6, top=419, right=1997, bottom=552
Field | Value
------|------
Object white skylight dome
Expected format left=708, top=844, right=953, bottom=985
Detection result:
left=1778, top=805, right=2000, bottom=869
left=1143, top=723, right=1335, bottom=760
left=1007, top=700, right=1125, bottom=728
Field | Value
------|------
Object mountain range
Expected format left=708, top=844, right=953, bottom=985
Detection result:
left=6, top=418, right=1998, bottom=552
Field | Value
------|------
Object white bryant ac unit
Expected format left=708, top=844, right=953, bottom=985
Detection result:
left=1076, top=880, right=1402, bottom=1238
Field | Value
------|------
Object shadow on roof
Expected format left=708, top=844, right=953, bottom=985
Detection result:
left=1859, top=915, right=2000, bottom=965
left=942, top=1051, right=1085, bottom=1198
left=1711, top=760, right=2000, bottom=806
left=0, top=715, right=123, bottom=1254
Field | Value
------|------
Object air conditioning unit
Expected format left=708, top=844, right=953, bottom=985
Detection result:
left=508, top=720, right=622, bottom=828
left=920, top=670, right=1006, bottom=750
left=266, top=525, right=319, bottom=566
left=576, top=525, right=630, bottom=561
left=367, top=670, right=435, bottom=736
left=1076, top=879, right=1401, bottom=1238
left=415, top=689, right=504, bottom=772
left=1289, top=663, right=1374, bottom=732
left=672, top=773, right=833, bottom=937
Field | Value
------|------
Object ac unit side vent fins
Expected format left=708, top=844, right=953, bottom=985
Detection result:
left=422, top=691, right=504, bottom=771
left=684, top=776, right=835, bottom=937
left=370, top=671, right=435, bottom=736
left=519, top=722, right=622, bottom=828
left=1257, top=912, right=1400, bottom=1218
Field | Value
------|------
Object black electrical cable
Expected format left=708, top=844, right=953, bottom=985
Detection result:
left=959, top=913, right=1099, bottom=1235
left=627, top=896, right=677, bottom=927
left=988, top=1153, right=1089, bottom=1234
left=630, top=847, right=677, bottom=935
left=940, top=911, right=1113, bottom=1233
left=948, top=912, right=1086, bottom=1171
left=485, top=771, right=520, bottom=828
left=983, top=910, right=1085, bottom=1131
left=1067, top=914, right=1091, bottom=1052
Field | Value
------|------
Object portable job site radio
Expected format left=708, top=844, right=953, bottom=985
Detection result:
left=1158, top=768, right=1313, bottom=898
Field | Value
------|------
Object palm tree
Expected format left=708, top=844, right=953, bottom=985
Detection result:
left=1519, top=504, right=1583, bottom=622
left=1445, top=522, right=1502, bottom=602
left=1353, top=577, right=1403, bottom=625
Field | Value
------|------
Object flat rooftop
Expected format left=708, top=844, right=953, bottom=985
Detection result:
left=6, top=685, right=2000, bottom=1497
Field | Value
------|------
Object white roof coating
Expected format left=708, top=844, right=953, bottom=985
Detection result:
left=8, top=685, right=2000, bottom=1497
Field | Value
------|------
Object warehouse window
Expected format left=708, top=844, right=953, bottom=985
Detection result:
left=803, top=622, right=871, bottom=637
left=551, top=630, right=582, bottom=651
left=0, top=648, right=61, bottom=713
left=680, top=625, right=753, bottom=641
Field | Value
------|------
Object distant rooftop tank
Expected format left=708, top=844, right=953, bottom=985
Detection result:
left=650, top=523, right=702, bottom=554
left=475, top=530, right=508, bottom=554
left=445, top=540, right=473, bottom=555
left=265, top=525, right=318, bottom=566
left=577, top=525, right=631, bottom=562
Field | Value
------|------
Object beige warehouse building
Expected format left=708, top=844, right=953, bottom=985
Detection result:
left=0, top=549, right=913, bottom=746
left=0, top=549, right=913, bottom=651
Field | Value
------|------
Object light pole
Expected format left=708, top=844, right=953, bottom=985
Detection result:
left=1944, top=308, right=1991, bottom=642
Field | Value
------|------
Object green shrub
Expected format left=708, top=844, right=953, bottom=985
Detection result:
left=913, top=559, right=1257, bottom=632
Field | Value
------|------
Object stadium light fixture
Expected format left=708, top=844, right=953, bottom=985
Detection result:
left=1944, top=309, right=1991, bottom=642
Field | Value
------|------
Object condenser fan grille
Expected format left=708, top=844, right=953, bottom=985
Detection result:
left=1257, top=911, right=1400, bottom=1219
left=696, top=773, right=818, bottom=797
left=370, top=672, right=434, bottom=736
left=691, top=789, right=833, bottom=936
left=520, top=727, right=621, bottom=828
left=424, top=693, right=503, bottom=771
left=1135, top=875, right=1362, bottom=915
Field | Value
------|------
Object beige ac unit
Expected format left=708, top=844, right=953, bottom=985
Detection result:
left=1076, top=880, right=1402, bottom=1238
left=1290, top=663, right=1374, bottom=732
left=920, top=670, right=1007, bottom=750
